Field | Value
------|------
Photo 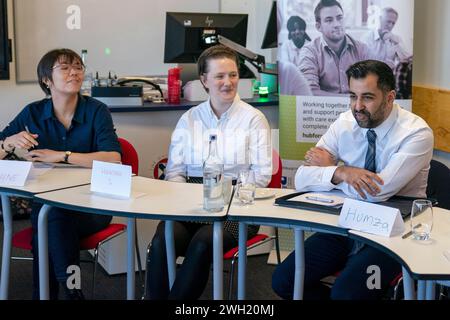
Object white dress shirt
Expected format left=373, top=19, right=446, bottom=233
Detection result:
left=295, top=103, right=434, bottom=202
left=165, top=95, right=272, bottom=187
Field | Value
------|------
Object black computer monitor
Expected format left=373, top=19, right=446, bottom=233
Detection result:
left=0, top=0, right=10, bottom=80
left=261, top=1, right=277, bottom=49
left=164, top=12, right=248, bottom=63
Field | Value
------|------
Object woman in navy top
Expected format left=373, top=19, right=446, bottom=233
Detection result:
left=0, top=48, right=122, bottom=299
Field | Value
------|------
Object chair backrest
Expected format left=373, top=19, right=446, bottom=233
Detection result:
left=267, top=149, right=282, bottom=188
left=118, top=137, right=139, bottom=175
left=426, top=160, right=450, bottom=210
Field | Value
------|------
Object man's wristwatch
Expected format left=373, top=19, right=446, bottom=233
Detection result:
left=64, top=151, right=72, bottom=163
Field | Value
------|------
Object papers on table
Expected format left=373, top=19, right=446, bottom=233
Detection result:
left=28, top=162, right=54, bottom=179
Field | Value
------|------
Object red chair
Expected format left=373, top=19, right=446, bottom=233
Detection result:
left=224, top=149, right=282, bottom=299
left=11, top=137, right=140, bottom=298
left=118, top=137, right=139, bottom=175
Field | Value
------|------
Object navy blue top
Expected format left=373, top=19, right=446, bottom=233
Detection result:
left=0, top=95, right=121, bottom=154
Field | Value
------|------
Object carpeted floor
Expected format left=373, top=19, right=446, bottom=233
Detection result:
left=1, top=219, right=280, bottom=300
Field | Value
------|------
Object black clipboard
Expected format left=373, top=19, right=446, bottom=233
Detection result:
left=275, top=192, right=437, bottom=218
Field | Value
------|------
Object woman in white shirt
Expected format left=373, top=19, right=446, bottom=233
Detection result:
left=145, top=45, right=272, bottom=300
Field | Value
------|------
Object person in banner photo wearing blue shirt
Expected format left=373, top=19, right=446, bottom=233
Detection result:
left=272, top=60, right=433, bottom=300
left=0, top=48, right=122, bottom=299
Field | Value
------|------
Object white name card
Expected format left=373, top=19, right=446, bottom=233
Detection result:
left=338, top=198, right=405, bottom=237
left=90, top=160, right=132, bottom=199
left=0, top=160, right=32, bottom=186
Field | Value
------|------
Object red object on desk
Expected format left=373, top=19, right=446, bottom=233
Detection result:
left=168, top=67, right=181, bottom=104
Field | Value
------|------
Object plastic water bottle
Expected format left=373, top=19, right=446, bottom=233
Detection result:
left=80, top=49, right=93, bottom=96
left=203, top=134, right=224, bottom=212
left=167, top=67, right=181, bottom=104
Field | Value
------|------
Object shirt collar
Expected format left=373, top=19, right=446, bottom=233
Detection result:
left=40, top=98, right=55, bottom=121
left=320, top=34, right=356, bottom=53
left=39, top=94, right=86, bottom=124
left=372, top=29, right=382, bottom=41
left=206, top=94, right=240, bottom=121
left=355, top=103, right=399, bottom=141
left=72, top=95, right=87, bottom=124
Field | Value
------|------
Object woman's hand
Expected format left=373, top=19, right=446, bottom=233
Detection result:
left=24, top=149, right=64, bottom=163
left=4, top=131, right=39, bottom=150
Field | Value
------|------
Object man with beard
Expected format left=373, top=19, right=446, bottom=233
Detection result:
left=279, top=15, right=311, bottom=66
left=299, top=0, right=369, bottom=96
left=272, top=60, right=433, bottom=299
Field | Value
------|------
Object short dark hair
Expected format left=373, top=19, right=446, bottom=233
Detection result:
left=287, top=16, right=306, bottom=39
left=197, top=45, right=239, bottom=77
left=314, top=0, right=343, bottom=23
left=346, top=60, right=396, bottom=93
left=37, top=48, right=84, bottom=95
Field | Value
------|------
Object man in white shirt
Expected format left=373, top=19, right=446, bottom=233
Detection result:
left=364, top=7, right=412, bottom=69
left=272, top=60, right=433, bottom=300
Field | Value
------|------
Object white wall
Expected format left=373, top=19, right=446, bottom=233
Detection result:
left=412, top=0, right=450, bottom=167
left=413, top=0, right=450, bottom=89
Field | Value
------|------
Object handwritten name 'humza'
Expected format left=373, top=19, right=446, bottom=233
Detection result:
left=338, top=198, right=405, bottom=237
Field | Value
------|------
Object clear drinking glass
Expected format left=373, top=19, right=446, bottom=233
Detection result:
left=410, top=199, right=433, bottom=241
left=237, top=170, right=256, bottom=205
left=222, top=175, right=233, bottom=205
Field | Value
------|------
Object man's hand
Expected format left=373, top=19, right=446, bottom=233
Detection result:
left=24, top=149, right=64, bottom=163
left=332, top=166, right=384, bottom=199
left=4, top=131, right=39, bottom=150
left=304, top=147, right=337, bottom=167
left=381, top=31, right=400, bottom=45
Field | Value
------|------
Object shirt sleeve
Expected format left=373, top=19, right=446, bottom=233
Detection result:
left=93, top=104, right=121, bottom=154
left=393, top=39, right=412, bottom=61
left=294, top=118, right=340, bottom=191
left=165, top=115, right=189, bottom=183
left=248, top=113, right=272, bottom=187
left=336, top=127, right=434, bottom=202
left=0, top=107, right=29, bottom=141
left=299, top=46, right=321, bottom=95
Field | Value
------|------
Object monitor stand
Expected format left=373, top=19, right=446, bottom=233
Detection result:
left=178, top=59, right=256, bottom=87
left=178, top=63, right=198, bottom=88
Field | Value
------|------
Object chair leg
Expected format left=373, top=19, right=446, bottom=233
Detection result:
left=228, top=257, right=237, bottom=300
left=142, top=242, right=152, bottom=300
left=274, top=227, right=281, bottom=264
left=92, top=248, right=98, bottom=299
left=134, top=219, right=143, bottom=287
left=392, top=277, right=403, bottom=300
